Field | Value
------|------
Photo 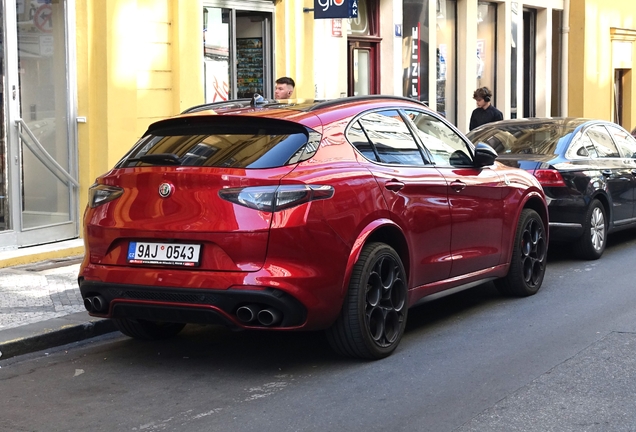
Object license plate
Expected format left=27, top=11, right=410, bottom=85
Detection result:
left=127, top=242, right=201, bottom=266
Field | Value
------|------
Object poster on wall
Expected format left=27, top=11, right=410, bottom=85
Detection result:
left=237, top=38, right=264, bottom=98
left=205, top=60, right=229, bottom=102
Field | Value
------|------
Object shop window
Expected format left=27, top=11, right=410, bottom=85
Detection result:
left=203, top=7, right=273, bottom=101
left=402, top=0, right=429, bottom=103
left=477, top=2, right=497, bottom=96
left=436, top=0, right=456, bottom=123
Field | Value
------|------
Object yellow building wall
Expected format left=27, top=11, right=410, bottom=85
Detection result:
left=569, top=0, right=636, bottom=132
left=275, top=0, right=314, bottom=99
left=75, top=0, right=203, bottom=215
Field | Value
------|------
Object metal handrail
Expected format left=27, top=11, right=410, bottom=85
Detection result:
left=15, top=118, right=79, bottom=188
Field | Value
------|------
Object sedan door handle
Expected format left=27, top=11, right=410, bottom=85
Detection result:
left=450, top=180, right=466, bottom=192
left=385, top=180, right=405, bottom=192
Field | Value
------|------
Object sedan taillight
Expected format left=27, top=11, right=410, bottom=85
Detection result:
left=532, top=169, right=566, bottom=187
left=218, top=185, right=334, bottom=212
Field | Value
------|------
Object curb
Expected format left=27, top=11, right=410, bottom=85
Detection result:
left=0, top=312, right=117, bottom=361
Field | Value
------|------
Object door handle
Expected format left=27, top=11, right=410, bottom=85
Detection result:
left=450, top=180, right=466, bottom=192
left=384, top=180, right=405, bottom=192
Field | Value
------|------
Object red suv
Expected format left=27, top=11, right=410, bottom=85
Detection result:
left=79, top=95, right=548, bottom=359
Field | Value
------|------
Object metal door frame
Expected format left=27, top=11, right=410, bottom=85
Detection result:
left=0, top=0, right=79, bottom=249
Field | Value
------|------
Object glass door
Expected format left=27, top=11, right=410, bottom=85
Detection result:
left=1, top=0, right=78, bottom=248
left=351, top=47, right=371, bottom=96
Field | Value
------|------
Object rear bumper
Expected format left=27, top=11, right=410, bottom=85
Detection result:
left=79, top=280, right=307, bottom=329
left=548, top=221, right=583, bottom=242
left=544, top=191, right=587, bottom=242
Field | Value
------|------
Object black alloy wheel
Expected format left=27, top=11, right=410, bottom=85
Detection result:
left=327, top=242, right=408, bottom=360
left=495, top=209, right=547, bottom=297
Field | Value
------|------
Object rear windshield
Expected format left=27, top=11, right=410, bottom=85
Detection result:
left=116, top=117, right=320, bottom=169
left=467, top=120, right=586, bottom=156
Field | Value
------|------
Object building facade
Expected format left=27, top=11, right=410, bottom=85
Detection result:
left=0, top=0, right=634, bottom=260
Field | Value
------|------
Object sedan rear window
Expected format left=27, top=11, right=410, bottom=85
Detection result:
left=468, top=121, right=584, bottom=156
left=117, top=117, right=320, bottom=169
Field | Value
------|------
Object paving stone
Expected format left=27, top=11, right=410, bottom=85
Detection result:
left=0, top=263, right=84, bottom=330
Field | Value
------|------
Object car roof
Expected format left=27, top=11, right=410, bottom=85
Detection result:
left=180, top=95, right=429, bottom=115
left=151, top=95, right=432, bottom=133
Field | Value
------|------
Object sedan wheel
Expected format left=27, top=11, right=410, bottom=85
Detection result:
left=327, top=242, right=408, bottom=360
left=576, top=199, right=607, bottom=260
left=495, top=209, right=547, bottom=297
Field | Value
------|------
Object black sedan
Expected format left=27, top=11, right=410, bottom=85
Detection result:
left=467, top=118, right=636, bottom=260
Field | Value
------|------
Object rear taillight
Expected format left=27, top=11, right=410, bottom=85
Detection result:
left=532, top=169, right=566, bottom=187
left=218, top=185, right=334, bottom=212
left=88, top=184, right=124, bottom=208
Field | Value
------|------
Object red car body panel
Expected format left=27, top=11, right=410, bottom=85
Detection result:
left=79, top=97, right=548, bottom=333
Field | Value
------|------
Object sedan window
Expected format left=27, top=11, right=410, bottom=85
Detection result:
left=567, top=132, right=598, bottom=159
left=607, top=125, right=636, bottom=158
left=404, top=110, right=472, bottom=167
left=587, top=126, right=621, bottom=158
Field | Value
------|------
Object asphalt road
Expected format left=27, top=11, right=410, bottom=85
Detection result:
left=3, top=231, right=636, bottom=432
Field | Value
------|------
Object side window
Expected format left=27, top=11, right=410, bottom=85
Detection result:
left=567, top=132, right=598, bottom=159
left=357, top=110, right=427, bottom=166
left=587, top=126, right=620, bottom=158
left=607, top=125, right=636, bottom=158
left=404, top=110, right=473, bottom=167
left=347, top=120, right=378, bottom=161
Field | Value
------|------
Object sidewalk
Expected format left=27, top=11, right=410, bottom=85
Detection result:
left=0, top=255, right=115, bottom=360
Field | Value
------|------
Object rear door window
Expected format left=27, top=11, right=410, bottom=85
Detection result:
left=607, top=125, right=636, bottom=158
left=587, top=126, right=620, bottom=158
left=117, top=117, right=320, bottom=169
left=567, top=133, right=598, bottom=159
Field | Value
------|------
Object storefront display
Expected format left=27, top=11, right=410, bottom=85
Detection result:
left=237, top=37, right=264, bottom=97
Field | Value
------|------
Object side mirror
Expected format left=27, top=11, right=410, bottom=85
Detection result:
left=473, top=142, right=498, bottom=167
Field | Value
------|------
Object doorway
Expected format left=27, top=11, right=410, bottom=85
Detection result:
left=614, top=69, right=627, bottom=126
left=347, top=0, right=380, bottom=96
left=0, top=0, right=79, bottom=249
left=523, top=8, right=537, bottom=118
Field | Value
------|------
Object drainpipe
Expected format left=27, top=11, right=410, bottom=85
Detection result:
left=561, top=0, right=570, bottom=116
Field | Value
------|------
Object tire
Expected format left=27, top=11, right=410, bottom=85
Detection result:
left=575, top=199, right=607, bottom=260
left=113, top=318, right=186, bottom=340
left=326, top=242, right=408, bottom=360
left=495, top=209, right=547, bottom=297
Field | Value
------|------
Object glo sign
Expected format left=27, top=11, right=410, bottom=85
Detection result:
left=314, top=0, right=358, bottom=19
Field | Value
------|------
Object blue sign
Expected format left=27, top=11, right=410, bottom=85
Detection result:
left=314, top=0, right=358, bottom=19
